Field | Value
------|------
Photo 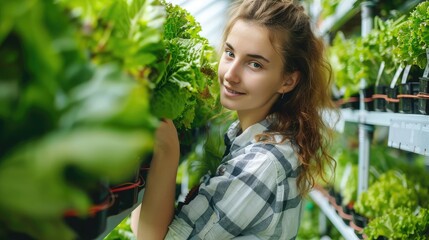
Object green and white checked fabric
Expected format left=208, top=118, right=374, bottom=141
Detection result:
left=166, top=119, right=303, bottom=240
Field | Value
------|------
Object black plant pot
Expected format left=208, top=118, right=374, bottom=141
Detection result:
left=418, top=77, right=429, bottom=115
left=108, top=169, right=140, bottom=216
left=334, top=192, right=343, bottom=207
left=351, top=209, right=368, bottom=229
left=64, top=182, right=111, bottom=240
left=386, top=86, right=399, bottom=113
left=139, top=163, right=150, bottom=191
left=373, top=85, right=387, bottom=112
left=399, top=82, right=420, bottom=114
left=363, top=86, right=374, bottom=111
left=339, top=93, right=359, bottom=110
left=138, top=153, right=152, bottom=191
left=340, top=204, right=353, bottom=225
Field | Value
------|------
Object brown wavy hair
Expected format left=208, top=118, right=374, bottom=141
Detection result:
left=222, top=0, right=337, bottom=196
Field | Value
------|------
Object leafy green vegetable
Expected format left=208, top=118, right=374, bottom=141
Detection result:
left=354, top=170, right=419, bottom=219
left=364, top=207, right=429, bottom=240
left=0, top=0, right=160, bottom=238
left=149, top=1, right=220, bottom=130
left=150, top=83, right=189, bottom=119
left=57, top=0, right=166, bottom=80
left=392, top=1, right=429, bottom=68
left=178, top=111, right=236, bottom=189
left=329, top=32, right=360, bottom=97
left=329, top=2, right=429, bottom=97
left=363, top=16, right=406, bottom=85
left=0, top=0, right=219, bottom=239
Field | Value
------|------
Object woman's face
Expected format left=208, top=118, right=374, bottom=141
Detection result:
left=218, top=20, right=291, bottom=123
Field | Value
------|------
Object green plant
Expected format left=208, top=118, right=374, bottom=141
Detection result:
left=354, top=170, right=419, bottom=219
left=329, top=15, right=409, bottom=96
left=329, top=32, right=360, bottom=97
left=364, top=207, right=429, bottom=240
left=392, top=1, right=429, bottom=68
left=366, top=16, right=406, bottom=86
left=0, top=0, right=160, bottom=238
left=177, top=111, right=236, bottom=190
left=0, top=0, right=220, bottom=239
left=149, top=1, right=220, bottom=131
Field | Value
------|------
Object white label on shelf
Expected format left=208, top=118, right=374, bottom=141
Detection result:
left=401, top=65, right=412, bottom=84
left=388, top=119, right=429, bottom=156
left=390, top=65, right=404, bottom=89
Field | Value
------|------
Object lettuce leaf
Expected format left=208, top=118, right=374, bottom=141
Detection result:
left=364, top=207, right=429, bottom=240
left=148, top=1, right=220, bottom=130
left=150, top=83, right=190, bottom=119
left=354, top=170, right=419, bottom=219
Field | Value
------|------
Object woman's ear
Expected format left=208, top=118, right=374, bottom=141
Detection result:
left=278, top=71, right=300, bottom=94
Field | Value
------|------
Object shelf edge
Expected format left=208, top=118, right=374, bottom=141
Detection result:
left=309, top=190, right=359, bottom=240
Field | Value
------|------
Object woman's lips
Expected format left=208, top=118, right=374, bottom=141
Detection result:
left=224, top=85, right=245, bottom=96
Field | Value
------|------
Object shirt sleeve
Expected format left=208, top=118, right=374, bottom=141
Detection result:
left=167, top=151, right=279, bottom=239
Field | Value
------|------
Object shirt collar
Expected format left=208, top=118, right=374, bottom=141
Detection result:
left=225, top=118, right=272, bottom=149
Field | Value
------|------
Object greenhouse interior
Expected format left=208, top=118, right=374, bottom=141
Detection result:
left=1, top=0, right=429, bottom=239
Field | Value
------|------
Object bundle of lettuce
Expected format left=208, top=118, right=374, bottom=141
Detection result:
left=0, top=0, right=219, bottom=239
left=151, top=1, right=221, bottom=131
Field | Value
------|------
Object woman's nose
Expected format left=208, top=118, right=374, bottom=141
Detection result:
left=224, top=62, right=240, bottom=84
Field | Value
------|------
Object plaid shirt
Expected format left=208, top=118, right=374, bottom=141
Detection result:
left=166, top=119, right=302, bottom=240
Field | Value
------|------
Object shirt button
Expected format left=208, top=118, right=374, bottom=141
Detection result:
left=218, top=166, right=226, bottom=175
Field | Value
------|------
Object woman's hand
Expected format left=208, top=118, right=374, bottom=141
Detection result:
left=132, top=119, right=180, bottom=240
left=152, top=119, right=180, bottom=163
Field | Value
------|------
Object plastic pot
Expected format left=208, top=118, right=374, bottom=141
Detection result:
left=64, top=183, right=111, bottom=240
left=339, top=94, right=359, bottom=110
left=139, top=163, right=150, bottom=191
left=351, top=209, right=368, bottom=229
left=363, top=86, right=374, bottom=111
left=418, top=77, right=429, bottom=115
left=328, top=187, right=336, bottom=205
left=108, top=169, right=140, bottom=216
left=386, top=87, right=399, bottom=113
left=340, top=204, right=353, bottom=225
left=398, top=82, right=420, bottom=114
left=334, top=192, right=343, bottom=207
left=349, top=94, right=360, bottom=110
left=373, top=85, right=387, bottom=112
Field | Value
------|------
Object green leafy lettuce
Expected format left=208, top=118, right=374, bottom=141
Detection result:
left=149, top=1, right=220, bottom=130
left=354, top=170, right=419, bottom=219
left=392, top=1, right=429, bottom=68
left=364, top=207, right=429, bottom=240
left=0, top=0, right=161, bottom=239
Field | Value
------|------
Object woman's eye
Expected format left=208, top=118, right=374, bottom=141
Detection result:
left=250, top=62, right=262, bottom=69
left=225, top=50, right=234, bottom=58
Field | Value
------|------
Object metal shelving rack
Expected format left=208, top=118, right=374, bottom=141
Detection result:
left=310, top=0, right=428, bottom=239
left=309, top=190, right=359, bottom=240
left=311, top=109, right=429, bottom=239
left=342, top=109, right=429, bottom=156
left=309, top=1, right=370, bottom=239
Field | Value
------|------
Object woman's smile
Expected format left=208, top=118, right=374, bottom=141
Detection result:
left=223, top=85, right=246, bottom=97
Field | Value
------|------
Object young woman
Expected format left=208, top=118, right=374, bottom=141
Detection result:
left=132, top=0, right=336, bottom=239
